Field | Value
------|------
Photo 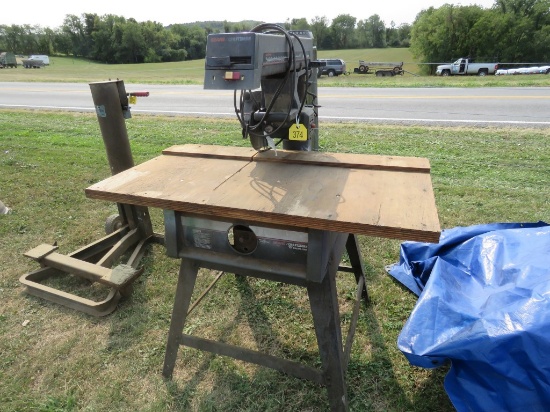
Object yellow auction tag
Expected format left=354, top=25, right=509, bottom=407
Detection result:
left=289, top=123, right=307, bottom=141
left=129, top=95, right=137, bottom=104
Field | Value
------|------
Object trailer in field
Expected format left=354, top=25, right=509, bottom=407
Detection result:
left=22, top=59, right=45, bottom=68
left=353, top=61, right=404, bottom=76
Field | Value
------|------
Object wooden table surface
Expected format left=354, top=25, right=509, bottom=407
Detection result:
left=86, top=144, right=441, bottom=243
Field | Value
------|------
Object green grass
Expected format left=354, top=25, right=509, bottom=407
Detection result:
left=1, top=109, right=548, bottom=411
left=2, top=51, right=550, bottom=87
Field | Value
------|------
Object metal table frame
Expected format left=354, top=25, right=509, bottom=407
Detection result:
left=161, top=211, right=368, bottom=412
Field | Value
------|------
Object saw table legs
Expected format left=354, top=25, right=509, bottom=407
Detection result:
left=162, top=258, right=199, bottom=378
left=307, top=263, right=348, bottom=411
left=161, top=231, right=367, bottom=412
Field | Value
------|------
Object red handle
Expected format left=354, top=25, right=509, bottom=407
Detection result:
left=127, top=92, right=150, bottom=97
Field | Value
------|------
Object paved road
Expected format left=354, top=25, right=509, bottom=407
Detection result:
left=1, top=82, right=549, bottom=127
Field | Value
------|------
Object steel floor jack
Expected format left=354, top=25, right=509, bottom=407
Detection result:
left=19, top=80, right=162, bottom=316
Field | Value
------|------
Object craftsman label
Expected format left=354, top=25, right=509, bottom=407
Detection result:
left=289, top=123, right=307, bottom=141
left=286, top=241, right=308, bottom=252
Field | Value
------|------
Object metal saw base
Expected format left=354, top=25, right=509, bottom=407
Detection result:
left=20, top=225, right=163, bottom=317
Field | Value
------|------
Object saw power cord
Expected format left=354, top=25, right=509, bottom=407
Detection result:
left=233, top=24, right=314, bottom=143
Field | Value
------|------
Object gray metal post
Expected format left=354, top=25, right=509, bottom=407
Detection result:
left=89, top=80, right=134, bottom=175
left=88, top=80, right=153, bottom=236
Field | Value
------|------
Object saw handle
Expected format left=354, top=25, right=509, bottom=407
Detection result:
left=127, top=91, right=150, bottom=97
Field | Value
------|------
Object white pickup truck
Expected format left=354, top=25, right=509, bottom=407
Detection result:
left=436, top=58, right=499, bottom=76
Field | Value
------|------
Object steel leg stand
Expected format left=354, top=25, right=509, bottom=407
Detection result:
left=161, top=224, right=367, bottom=412
left=163, top=259, right=199, bottom=378
left=308, top=261, right=348, bottom=411
left=346, top=234, right=369, bottom=303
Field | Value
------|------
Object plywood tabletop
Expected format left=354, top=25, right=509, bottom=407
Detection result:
left=86, top=144, right=441, bottom=242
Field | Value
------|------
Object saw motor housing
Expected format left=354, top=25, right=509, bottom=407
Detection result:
left=204, top=25, right=321, bottom=151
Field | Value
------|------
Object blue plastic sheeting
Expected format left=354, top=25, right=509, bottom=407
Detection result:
left=386, top=222, right=550, bottom=411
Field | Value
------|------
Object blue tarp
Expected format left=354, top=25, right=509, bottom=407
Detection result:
left=386, top=222, right=550, bottom=411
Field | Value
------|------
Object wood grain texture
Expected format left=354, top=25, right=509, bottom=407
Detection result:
left=87, top=144, right=441, bottom=242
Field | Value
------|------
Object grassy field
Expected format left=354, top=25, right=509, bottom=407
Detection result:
left=1, top=51, right=550, bottom=87
left=0, top=107, right=548, bottom=411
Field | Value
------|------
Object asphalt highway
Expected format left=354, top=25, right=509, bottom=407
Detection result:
left=1, top=82, right=549, bottom=128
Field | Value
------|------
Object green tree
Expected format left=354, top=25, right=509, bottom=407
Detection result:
left=533, top=24, right=550, bottom=61
left=289, top=18, right=310, bottom=30
left=61, top=14, right=85, bottom=57
left=140, top=21, right=169, bottom=63
left=493, top=0, right=550, bottom=60
left=330, top=14, right=356, bottom=49
left=386, top=22, right=411, bottom=47
left=53, top=27, right=72, bottom=56
left=91, top=14, right=125, bottom=63
left=0, top=25, right=24, bottom=52
left=397, top=23, right=412, bottom=47
left=356, top=19, right=374, bottom=48
left=222, top=21, right=253, bottom=32
left=386, top=22, right=399, bottom=47
left=36, top=27, right=55, bottom=55
left=410, top=5, right=484, bottom=70
left=310, top=16, right=330, bottom=48
left=120, top=20, right=146, bottom=63
left=20, top=25, right=40, bottom=55
left=361, top=14, right=386, bottom=48
left=168, top=24, right=207, bottom=60
left=80, top=13, right=98, bottom=57
left=411, top=0, right=549, bottom=69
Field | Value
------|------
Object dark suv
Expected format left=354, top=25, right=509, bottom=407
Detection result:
left=318, top=59, right=347, bottom=77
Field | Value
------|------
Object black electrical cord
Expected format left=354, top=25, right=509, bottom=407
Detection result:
left=233, top=23, right=301, bottom=141
left=248, top=24, right=294, bottom=135
left=234, top=90, right=244, bottom=129
left=288, top=31, right=310, bottom=120
left=231, top=23, right=317, bottom=149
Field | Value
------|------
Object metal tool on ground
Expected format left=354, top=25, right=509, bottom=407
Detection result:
left=20, top=80, right=163, bottom=316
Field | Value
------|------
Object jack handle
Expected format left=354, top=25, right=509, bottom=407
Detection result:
left=127, top=91, right=150, bottom=97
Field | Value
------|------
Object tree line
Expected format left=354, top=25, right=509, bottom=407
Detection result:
left=0, top=0, right=548, bottom=67
left=411, top=0, right=550, bottom=70
left=0, top=14, right=410, bottom=64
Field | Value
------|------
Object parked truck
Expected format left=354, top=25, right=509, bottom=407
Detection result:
left=436, top=58, right=499, bottom=76
left=0, top=52, right=18, bottom=68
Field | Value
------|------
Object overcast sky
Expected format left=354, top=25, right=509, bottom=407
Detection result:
left=2, top=0, right=496, bottom=29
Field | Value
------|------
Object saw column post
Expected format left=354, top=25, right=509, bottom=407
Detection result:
left=19, top=81, right=161, bottom=317
left=89, top=80, right=153, bottom=240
